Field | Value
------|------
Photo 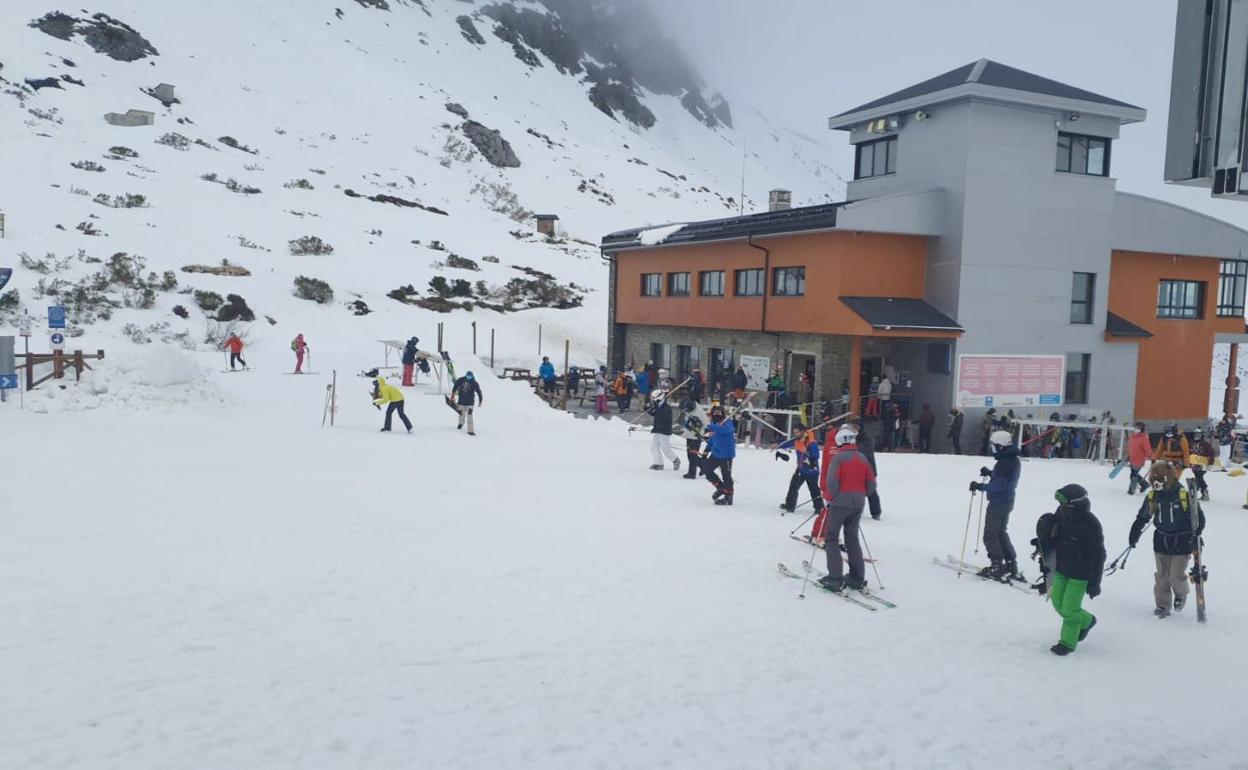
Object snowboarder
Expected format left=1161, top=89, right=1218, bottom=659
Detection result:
left=594, top=366, right=609, bottom=415
left=1153, top=424, right=1190, bottom=467
left=401, top=336, right=419, bottom=387
left=291, top=333, right=308, bottom=374
left=223, top=333, right=247, bottom=371
left=372, top=373, right=411, bottom=432
left=1033, top=484, right=1104, bottom=656
left=817, top=426, right=876, bottom=592
left=848, top=417, right=882, bottom=520
left=1126, top=421, right=1152, bottom=495
left=451, top=371, right=483, bottom=435
left=947, top=408, right=964, bottom=455
left=917, top=402, right=935, bottom=453
left=969, top=430, right=1022, bottom=580
left=703, top=404, right=737, bottom=505
left=539, top=356, right=556, bottom=395
left=646, top=389, right=680, bottom=471
left=777, top=423, right=823, bottom=514
left=680, top=397, right=708, bottom=479
left=1128, top=462, right=1205, bottom=618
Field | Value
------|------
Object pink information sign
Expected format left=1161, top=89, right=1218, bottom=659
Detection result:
left=955, top=355, right=1065, bottom=409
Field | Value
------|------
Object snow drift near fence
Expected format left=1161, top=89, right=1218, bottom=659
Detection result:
left=26, top=344, right=230, bottom=413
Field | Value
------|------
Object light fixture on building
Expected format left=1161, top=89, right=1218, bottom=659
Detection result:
left=1068, top=112, right=1080, bottom=122
left=914, top=110, right=930, bottom=121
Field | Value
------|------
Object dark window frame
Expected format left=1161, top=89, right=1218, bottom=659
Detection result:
left=734, top=268, right=765, bottom=297
left=771, top=266, right=806, bottom=297
left=675, top=344, right=700, bottom=381
left=667, top=272, right=691, bottom=297
left=1056, top=131, right=1111, bottom=177
left=1070, top=272, right=1096, bottom=324
left=1157, top=279, right=1207, bottom=319
left=698, top=270, right=724, bottom=297
left=1218, top=260, right=1248, bottom=317
left=649, top=342, right=671, bottom=371
left=1065, top=353, right=1091, bottom=405
left=926, top=343, right=952, bottom=375
left=854, top=136, right=898, bottom=180
left=640, top=273, right=662, bottom=297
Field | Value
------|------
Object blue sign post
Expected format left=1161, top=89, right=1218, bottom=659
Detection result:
left=0, top=374, right=16, bottom=390
left=48, top=306, right=66, bottom=329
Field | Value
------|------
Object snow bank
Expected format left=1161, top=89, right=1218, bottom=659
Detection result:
left=637, top=223, right=686, bottom=246
left=27, top=344, right=229, bottom=413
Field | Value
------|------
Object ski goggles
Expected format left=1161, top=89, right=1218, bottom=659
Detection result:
left=1054, top=489, right=1087, bottom=506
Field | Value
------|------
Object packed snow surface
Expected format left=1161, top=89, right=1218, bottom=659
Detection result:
left=3, top=352, right=1247, bottom=770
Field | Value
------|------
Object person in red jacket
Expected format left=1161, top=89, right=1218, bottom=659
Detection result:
left=1125, top=421, right=1152, bottom=495
left=223, top=333, right=247, bottom=371
left=817, top=426, right=877, bottom=592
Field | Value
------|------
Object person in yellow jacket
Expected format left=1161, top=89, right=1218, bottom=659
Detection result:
left=1153, top=424, right=1189, bottom=467
left=372, top=374, right=412, bottom=432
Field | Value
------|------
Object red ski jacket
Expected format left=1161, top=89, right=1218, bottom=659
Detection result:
left=820, top=442, right=877, bottom=505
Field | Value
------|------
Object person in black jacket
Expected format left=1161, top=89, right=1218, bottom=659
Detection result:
left=401, top=336, right=419, bottom=386
left=647, top=390, right=680, bottom=471
left=1129, top=461, right=1206, bottom=617
left=947, top=409, right=964, bottom=454
left=1034, top=484, right=1105, bottom=656
left=451, top=371, right=483, bottom=435
left=849, top=417, right=882, bottom=519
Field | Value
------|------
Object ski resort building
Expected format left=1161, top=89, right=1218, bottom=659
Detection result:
left=601, top=59, right=1248, bottom=446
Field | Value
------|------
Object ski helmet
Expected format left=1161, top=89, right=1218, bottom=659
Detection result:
left=835, top=426, right=856, bottom=446
left=1193, top=426, right=1203, bottom=436
left=465, top=371, right=474, bottom=380
left=1055, top=483, right=1089, bottom=507
left=989, top=430, right=1012, bottom=449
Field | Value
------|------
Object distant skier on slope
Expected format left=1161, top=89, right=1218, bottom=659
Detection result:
left=291, top=333, right=308, bottom=374
left=1125, top=421, right=1153, bottom=495
left=451, top=371, right=483, bottom=435
left=703, top=403, right=737, bottom=505
left=968, top=430, right=1022, bottom=581
left=223, top=332, right=247, bottom=371
left=679, top=396, right=708, bottom=479
left=372, top=372, right=411, bottom=433
left=1128, top=462, right=1205, bottom=618
left=646, top=389, right=680, bottom=471
left=1033, top=484, right=1104, bottom=656
left=777, top=422, right=823, bottom=515
left=401, top=337, right=420, bottom=386
left=817, top=426, right=876, bottom=593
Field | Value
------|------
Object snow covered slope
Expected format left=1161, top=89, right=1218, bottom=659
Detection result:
left=0, top=0, right=835, bottom=370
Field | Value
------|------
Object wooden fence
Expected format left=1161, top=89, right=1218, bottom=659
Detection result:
left=17, top=349, right=105, bottom=390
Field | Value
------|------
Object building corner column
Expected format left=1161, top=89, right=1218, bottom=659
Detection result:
left=849, top=336, right=863, bottom=415
left=1225, top=342, right=1241, bottom=417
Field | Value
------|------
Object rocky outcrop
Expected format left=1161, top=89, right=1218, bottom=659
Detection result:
left=30, top=12, right=158, bottom=62
left=456, top=15, right=486, bottom=45
left=461, top=121, right=521, bottom=168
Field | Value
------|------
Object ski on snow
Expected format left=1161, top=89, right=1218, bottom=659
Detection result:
left=775, top=562, right=885, bottom=611
left=788, top=534, right=878, bottom=563
left=800, top=560, right=897, bottom=608
left=931, top=556, right=1036, bottom=596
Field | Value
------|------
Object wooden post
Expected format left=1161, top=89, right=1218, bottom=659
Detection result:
left=437, top=322, right=444, bottom=352
left=472, top=322, right=477, bottom=355
left=560, top=339, right=570, bottom=410
left=848, top=336, right=863, bottom=416
left=538, top=324, right=542, bottom=355
left=490, top=328, right=496, bottom=370
left=1224, top=342, right=1241, bottom=418
left=52, top=350, right=64, bottom=380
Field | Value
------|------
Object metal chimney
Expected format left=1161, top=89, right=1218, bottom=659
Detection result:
left=768, top=189, right=792, bottom=212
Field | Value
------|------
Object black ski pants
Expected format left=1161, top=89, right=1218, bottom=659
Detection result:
left=983, top=500, right=1016, bottom=563
left=919, top=425, right=932, bottom=453
left=1128, top=466, right=1149, bottom=493
left=785, top=472, right=824, bottom=511
left=949, top=432, right=962, bottom=455
left=684, top=439, right=703, bottom=476
left=230, top=352, right=246, bottom=369
left=1192, top=467, right=1209, bottom=494
left=384, top=401, right=412, bottom=431
left=704, top=457, right=734, bottom=495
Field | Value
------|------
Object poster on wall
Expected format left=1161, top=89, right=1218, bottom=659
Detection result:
left=955, top=354, right=1064, bottom=409
left=739, top=355, right=771, bottom=391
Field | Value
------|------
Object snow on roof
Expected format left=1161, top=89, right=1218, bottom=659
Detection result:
left=636, top=223, right=688, bottom=247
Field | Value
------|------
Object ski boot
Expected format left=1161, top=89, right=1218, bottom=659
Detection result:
left=1199, top=490, right=1210, bottom=502
left=649, top=464, right=664, bottom=471
left=1174, top=596, right=1187, bottom=612
left=845, top=576, right=868, bottom=591
left=673, top=458, right=681, bottom=471
left=817, top=575, right=845, bottom=592
left=779, top=503, right=795, bottom=513
left=1004, top=560, right=1025, bottom=582
left=1079, top=615, right=1097, bottom=642
left=682, top=471, right=697, bottom=479
left=714, top=495, right=733, bottom=506
left=1050, top=643, right=1072, bottom=657
left=712, top=488, right=724, bottom=502
left=977, top=560, right=1007, bottom=580
left=1154, top=606, right=1171, bottom=618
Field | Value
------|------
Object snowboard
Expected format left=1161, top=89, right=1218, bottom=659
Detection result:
left=1108, top=458, right=1129, bottom=479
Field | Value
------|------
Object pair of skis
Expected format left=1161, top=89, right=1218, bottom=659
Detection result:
left=931, top=555, right=1036, bottom=595
left=776, top=561, right=896, bottom=610
left=787, top=534, right=877, bottom=563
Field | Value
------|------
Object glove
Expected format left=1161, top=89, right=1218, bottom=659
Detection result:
left=1087, top=581, right=1101, bottom=599
left=979, top=466, right=992, bottom=477
left=774, top=451, right=790, bottom=462
left=969, top=481, right=984, bottom=493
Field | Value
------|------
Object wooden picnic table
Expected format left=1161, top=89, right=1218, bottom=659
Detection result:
left=501, top=367, right=532, bottom=381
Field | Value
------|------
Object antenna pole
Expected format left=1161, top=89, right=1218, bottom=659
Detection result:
left=739, top=139, right=747, bottom=215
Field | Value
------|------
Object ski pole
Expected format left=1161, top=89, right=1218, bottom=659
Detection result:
left=797, top=536, right=821, bottom=600
left=788, top=509, right=818, bottom=536
left=973, top=490, right=985, bottom=555
left=860, top=525, right=883, bottom=589
left=957, top=491, right=975, bottom=578
left=1104, top=544, right=1134, bottom=575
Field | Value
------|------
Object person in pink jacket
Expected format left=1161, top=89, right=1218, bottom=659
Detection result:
left=1126, top=421, right=1153, bottom=495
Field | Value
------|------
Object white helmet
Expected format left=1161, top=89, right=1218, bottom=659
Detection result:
left=835, top=427, right=857, bottom=446
left=652, top=389, right=666, bottom=402
left=989, top=430, right=1012, bottom=448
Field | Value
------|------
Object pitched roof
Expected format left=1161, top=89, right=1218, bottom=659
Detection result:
left=832, top=58, right=1142, bottom=120
left=839, top=296, right=963, bottom=332
left=1106, top=311, right=1153, bottom=338
left=601, top=202, right=845, bottom=250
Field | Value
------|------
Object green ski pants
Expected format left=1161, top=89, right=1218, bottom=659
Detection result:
left=1050, top=572, right=1094, bottom=651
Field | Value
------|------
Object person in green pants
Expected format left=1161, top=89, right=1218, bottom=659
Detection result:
left=1034, top=484, right=1106, bottom=656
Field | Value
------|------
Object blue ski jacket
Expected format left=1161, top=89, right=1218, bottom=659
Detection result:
left=539, top=361, right=555, bottom=381
left=778, top=433, right=820, bottom=477
left=985, top=445, right=1021, bottom=504
left=706, top=419, right=737, bottom=459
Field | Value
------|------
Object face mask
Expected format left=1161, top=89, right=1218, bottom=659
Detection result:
left=1151, top=478, right=1166, bottom=491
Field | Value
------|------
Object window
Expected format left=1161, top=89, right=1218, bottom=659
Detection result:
left=1065, top=354, right=1090, bottom=405
left=855, top=136, right=897, bottom=180
left=699, top=270, right=725, bottom=297
left=1070, top=272, right=1096, bottom=324
left=641, top=273, right=661, bottom=297
left=1056, top=132, right=1110, bottom=176
left=1157, top=279, right=1206, bottom=319
left=708, top=347, right=734, bottom=389
left=1218, top=260, right=1248, bottom=317
left=735, top=268, right=764, bottom=296
left=926, top=343, right=951, bottom=375
left=772, top=267, right=806, bottom=296
left=675, top=345, right=700, bottom=380
left=667, top=272, right=690, bottom=297
left=649, top=343, right=671, bottom=371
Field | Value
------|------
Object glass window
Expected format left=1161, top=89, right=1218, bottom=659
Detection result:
left=699, top=270, right=724, bottom=297
left=667, top=272, right=690, bottom=297
left=1217, top=0, right=1248, bottom=168
left=1065, top=353, right=1090, bottom=405
left=641, top=273, right=661, bottom=297
left=926, top=343, right=951, bottom=375
left=1157, top=279, right=1206, bottom=319
left=676, top=345, right=700, bottom=380
left=772, top=267, right=805, bottom=296
left=1070, top=272, right=1096, bottom=324
left=1087, top=138, right=1107, bottom=175
left=708, top=347, right=734, bottom=391
left=735, top=268, right=764, bottom=296
left=1057, top=132, right=1111, bottom=176
left=1218, top=260, right=1248, bottom=316
left=873, top=141, right=889, bottom=176
left=854, top=137, right=897, bottom=180
left=1056, top=133, right=1072, bottom=172
left=856, top=142, right=874, bottom=180
left=649, top=343, right=671, bottom=371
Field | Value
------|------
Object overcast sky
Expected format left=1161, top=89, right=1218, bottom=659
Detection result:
left=650, top=0, right=1248, bottom=229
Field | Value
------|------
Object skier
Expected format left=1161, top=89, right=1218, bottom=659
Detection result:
left=646, top=389, right=680, bottom=471
left=223, top=333, right=247, bottom=371
left=947, top=408, right=964, bottom=454
left=1126, top=421, right=1153, bottom=495
left=688, top=368, right=705, bottom=403
left=848, top=417, right=882, bottom=520
left=451, top=371, right=483, bottom=435
left=401, top=336, right=419, bottom=387
left=816, top=426, right=876, bottom=592
left=291, top=333, right=308, bottom=374
left=372, top=373, right=411, bottom=432
left=636, top=365, right=652, bottom=409
left=917, top=402, right=935, bottom=453
left=538, top=356, right=556, bottom=395
left=1128, top=462, right=1205, bottom=618
left=1033, top=484, right=1104, bottom=656
left=703, top=403, right=737, bottom=505
left=1215, top=414, right=1236, bottom=469
left=777, top=423, right=823, bottom=515
left=680, top=396, right=708, bottom=479
left=594, top=366, right=609, bottom=415
left=1188, top=426, right=1215, bottom=501
left=1153, top=424, right=1190, bottom=466
left=969, top=430, right=1022, bottom=580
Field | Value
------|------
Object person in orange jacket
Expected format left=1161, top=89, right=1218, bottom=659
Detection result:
left=1125, top=421, right=1152, bottom=495
left=223, top=333, right=247, bottom=371
left=1153, top=424, right=1189, bottom=467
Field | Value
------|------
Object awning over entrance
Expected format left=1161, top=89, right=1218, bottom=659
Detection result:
left=1215, top=332, right=1248, bottom=345
left=839, top=296, right=963, bottom=332
left=1106, top=311, right=1153, bottom=338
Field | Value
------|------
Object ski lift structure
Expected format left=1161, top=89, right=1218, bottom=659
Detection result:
left=375, top=339, right=453, bottom=393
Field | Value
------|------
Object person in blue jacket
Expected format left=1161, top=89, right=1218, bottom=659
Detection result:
left=969, top=429, right=1023, bottom=580
left=703, top=404, right=738, bottom=506
left=636, top=366, right=652, bottom=409
left=538, top=356, right=556, bottom=394
left=777, top=423, right=823, bottom=514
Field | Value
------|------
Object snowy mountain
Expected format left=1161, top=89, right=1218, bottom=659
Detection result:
left=0, top=0, right=837, bottom=377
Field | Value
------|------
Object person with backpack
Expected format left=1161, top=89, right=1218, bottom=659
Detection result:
left=451, top=371, right=483, bottom=435
left=371, top=372, right=411, bottom=433
left=777, top=423, right=823, bottom=515
left=1126, top=421, right=1153, bottom=495
left=816, top=426, right=877, bottom=593
left=594, top=366, right=609, bottom=415
left=1128, top=462, right=1206, bottom=618
left=703, top=404, right=737, bottom=505
left=223, top=333, right=247, bottom=371
left=538, top=356, right=556, bottom=395
left=969, top=430, right=1023, bottom=581
left=1153, top=424, right=1190, bottom=467
left=1033, top=484, right=1105, bottom=656
left=566, top=366, right=581, bottom=399
left=1189, top=427, right=1216, bottom=501
left=291, top=333, right=308, bottom=374
left=646, top=389, right=680, bottom=471
left=947, top=409, right=964, bottom=455
left=680, top=397, right=708, bottom=480
left=400, top=337, right=420, bottom=386
left=1215, top=414, right=1236, bottom=469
